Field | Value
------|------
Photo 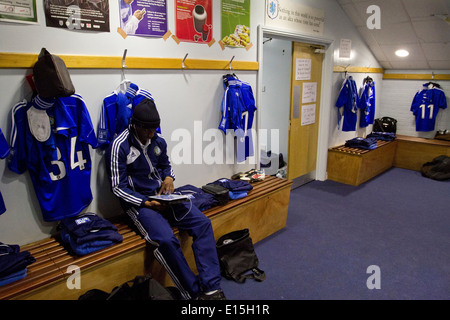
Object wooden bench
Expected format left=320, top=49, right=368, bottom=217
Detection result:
left=0, top=176, right=292, bottom=300
left=394, top=135, right=450, bottom=172
left=327, top=140, right=398, bottom=186
left=327, top=135, right=450, bottom=186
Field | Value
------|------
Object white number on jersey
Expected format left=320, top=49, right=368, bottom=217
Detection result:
left=420, top=104, right=434, bottom=120
left=70, top=136, right=87, bottom=170
left=240, top=111, right=249, bottom=142
left=50, top=136, right=87, bottom=181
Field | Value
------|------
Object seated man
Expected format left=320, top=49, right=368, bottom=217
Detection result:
left=105, top=98, right=225, bottom=300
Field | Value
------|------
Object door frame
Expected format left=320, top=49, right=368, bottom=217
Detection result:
left=257, top=25, right=334, bottom=182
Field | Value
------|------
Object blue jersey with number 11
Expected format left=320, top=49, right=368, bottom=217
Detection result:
left=411, top=87, right=447, bottom=132
left=9, top=95, right=97, bottom=222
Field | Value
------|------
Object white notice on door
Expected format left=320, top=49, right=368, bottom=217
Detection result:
left=296, top=59, right=311, bottom=81
left=302, top=82, right=317, bottom=104
left=301, top=104, right=316, bottom=126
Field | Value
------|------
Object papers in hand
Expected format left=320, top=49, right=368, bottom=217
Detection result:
left=148, top=194, right=189, bottom=204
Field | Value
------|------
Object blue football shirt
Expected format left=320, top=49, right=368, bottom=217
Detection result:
left=336, top=76, right=359, bottom=132
left=358, top=81, right=376, bottom=128
left=219, top=76, right=257, bottom=162
left=9, top=95, right=97, bottom=222
left=411, top=87, right=447, bottom=132
left=97, top=83, right=159, bottom=148
left=0, top=128, right=10, bottom=215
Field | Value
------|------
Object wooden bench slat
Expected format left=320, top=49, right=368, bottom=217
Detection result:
left=22, top=238, right=59, bottom=253
left=0, top=269, right=66, bottom=300
left=54, top=238, right=147, bottom=272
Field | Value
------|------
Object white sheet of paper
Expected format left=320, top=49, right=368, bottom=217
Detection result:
left=302, top=82, right=317, bottom=104
left=296, top=59, right=311, bottom=81
left=301, top=104, right=316, bottom=126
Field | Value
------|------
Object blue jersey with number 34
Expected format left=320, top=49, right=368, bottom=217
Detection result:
left=9, top=95, right=97, bottom=222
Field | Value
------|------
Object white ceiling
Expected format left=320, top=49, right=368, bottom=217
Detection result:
left=337, top=0, right=450, bottom=70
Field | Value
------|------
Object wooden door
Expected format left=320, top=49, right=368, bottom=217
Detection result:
left=287, top=42, right=324, bottom=180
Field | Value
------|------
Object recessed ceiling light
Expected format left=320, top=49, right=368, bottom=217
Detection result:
left=395, top=49, right=410, bottom=57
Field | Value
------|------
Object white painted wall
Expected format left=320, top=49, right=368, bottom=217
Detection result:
left=0, top=1, right=260, bottom=245
left=379, top=70, right=450, bottom=138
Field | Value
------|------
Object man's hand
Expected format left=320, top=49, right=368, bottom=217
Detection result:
left=144, top=200, right=166, bottom=211
left=158, top=176, right=174, bottom=195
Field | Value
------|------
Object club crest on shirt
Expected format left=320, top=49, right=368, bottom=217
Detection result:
left=153, top=146, right=161, bottom=156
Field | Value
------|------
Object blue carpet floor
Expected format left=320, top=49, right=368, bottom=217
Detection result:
left=220, top=168, right=450, bottom=300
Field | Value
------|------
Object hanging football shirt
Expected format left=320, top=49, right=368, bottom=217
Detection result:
left=9, top=94, right=97, bottom=222
left=411, top=85, right=447, bottom=132
left=358, top=80, right=376, bottom=128
left=336, top=76, right=359, bottom=132
left=0, top=128, right=10, bottom=215
left=219, top=75, right=257, bottom=162
left=97, top=83, right=159, bottom=148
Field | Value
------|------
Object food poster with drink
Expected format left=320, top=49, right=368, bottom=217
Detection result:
left=221, top=0, right=250, bottom=48
left=119, top=0, right=167, bottom=37
left=175, top=0, right=213, bottom=43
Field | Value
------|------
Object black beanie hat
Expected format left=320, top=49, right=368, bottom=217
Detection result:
left=131, top=98, right=160, bottom=129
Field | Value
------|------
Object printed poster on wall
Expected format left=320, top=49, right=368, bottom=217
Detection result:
left=221, top=0, right=250, bottom=48
left=265, top=0, right=324, bottom=35
left=119, top=0, right=167, bottom=37
left=175, top=0, right=213, bottom=43
left=0, top=0, right=37, bottom=24
left=44, top=0, right=110, bottom=32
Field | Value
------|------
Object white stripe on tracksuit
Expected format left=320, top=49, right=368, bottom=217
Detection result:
left=126, top=207, right=192, bottom=300
left=109, top=130, right=143, bottom=206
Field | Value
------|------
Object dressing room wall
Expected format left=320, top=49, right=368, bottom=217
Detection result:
left=0, top=1, right=260, bottom=245
left=380, top=70, right=450, bottom=139
left=1, top=0, right=386, bottom=245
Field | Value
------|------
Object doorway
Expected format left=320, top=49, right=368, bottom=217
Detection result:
left=258, top=26, right=333, bottom=186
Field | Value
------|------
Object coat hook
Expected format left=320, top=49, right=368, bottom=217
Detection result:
left=229, top=56, right=235, bottom=71
left=121, top=49, right=128, bottom=81
left=122, top=49, right=128, bottom=69
left=182, top=53, right=188, bottom=69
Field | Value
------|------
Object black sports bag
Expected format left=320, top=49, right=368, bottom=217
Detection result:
left=421, top=155, right=450, bottom=181
left=216, top=229, right=265, bottom=283
left=78, top=274, right=176, bottom=300
left=373, top=117, right=397, bottom=133
left=33, top=48, right=75, bottom=98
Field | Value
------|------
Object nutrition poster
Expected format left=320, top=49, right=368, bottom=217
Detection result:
left=119, top=0, right=167, bottom=37
left=221, top=0, right=250, bottom=48
left=175, top=0, right=213, bottom=43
